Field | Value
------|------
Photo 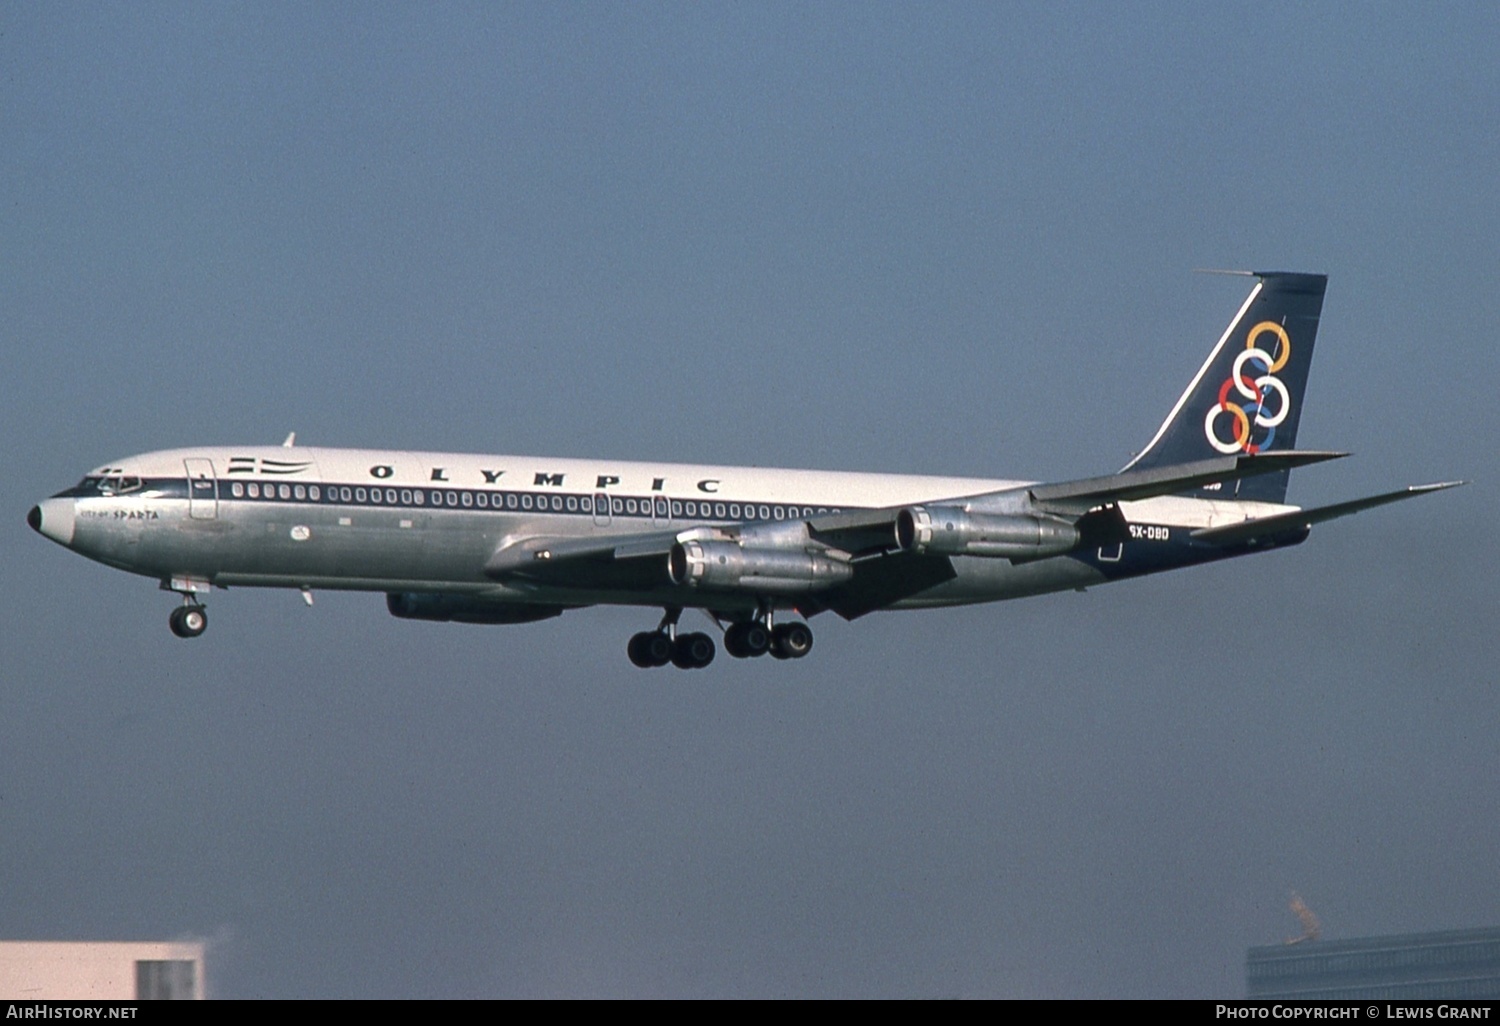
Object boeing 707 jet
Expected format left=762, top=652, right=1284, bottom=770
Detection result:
left=29, top=272, right=1459, bottom=668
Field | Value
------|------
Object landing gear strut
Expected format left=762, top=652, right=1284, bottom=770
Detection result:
left=628, top=607, right=715, bottom=670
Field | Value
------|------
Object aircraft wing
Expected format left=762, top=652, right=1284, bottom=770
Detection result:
left=805, top=450, right=1348, bottom=555
left=1025, top=450, right=1346, bottom=513
left=479, top=452, right=1361, bottom=605
left=1189, top=481, right=1466, bottom=546
left=800, top=553, right=959, bottom=620
left=483, top=530, right=686, bottom=590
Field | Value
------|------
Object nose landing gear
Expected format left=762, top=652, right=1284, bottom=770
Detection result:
left=163, top=575, right=211, bottom=639
left=169, top=603, right=208, bottom=638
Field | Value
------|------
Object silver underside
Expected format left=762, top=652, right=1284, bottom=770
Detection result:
left=55, top=490, right=1107, bottom=615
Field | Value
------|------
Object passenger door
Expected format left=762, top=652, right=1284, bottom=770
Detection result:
left=184, top=458, right=217, bottom=519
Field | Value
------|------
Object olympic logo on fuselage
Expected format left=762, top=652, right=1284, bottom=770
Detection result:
left=1204, top=321, right=1291, bottom=454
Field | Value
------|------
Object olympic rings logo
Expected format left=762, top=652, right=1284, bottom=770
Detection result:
left=1204, top=321, right=1291, bottom=454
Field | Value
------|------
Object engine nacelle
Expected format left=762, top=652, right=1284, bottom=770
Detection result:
left=895, top=506, right=1081, bottom=559
left=386, top=592, right=567, bottom=625
left=668, top=540, right=853, bottom=594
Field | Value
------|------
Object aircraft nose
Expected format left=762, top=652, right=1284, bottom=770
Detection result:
left=29, top=498, right=76, bottom=546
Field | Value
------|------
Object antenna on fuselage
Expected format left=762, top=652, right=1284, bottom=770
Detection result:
left=282, top=432, right=297, bottom=448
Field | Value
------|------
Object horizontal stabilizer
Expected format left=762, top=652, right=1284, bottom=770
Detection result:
left=1189, top=481, right=1466, bottom=546
left=1030, top=450, right=1347, bottom=513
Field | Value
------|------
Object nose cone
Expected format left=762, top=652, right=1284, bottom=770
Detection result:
left=29, top=498, right=76, bottom=546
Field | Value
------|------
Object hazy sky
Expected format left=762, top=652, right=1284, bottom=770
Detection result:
left=3, top=2, right=1497, bottom=998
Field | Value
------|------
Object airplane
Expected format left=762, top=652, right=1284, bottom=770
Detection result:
left=28, top=271, right=1461, bottom=669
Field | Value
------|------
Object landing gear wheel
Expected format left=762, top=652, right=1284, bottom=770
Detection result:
left=169, top=604, right=208, bottom=639
left=770, top=621, right=813, bottom=660
left=724, top=621, right=772, bottom=659
left=628, top=631, right=673, bottom=668
left=671, top=631, right=716, bottom=670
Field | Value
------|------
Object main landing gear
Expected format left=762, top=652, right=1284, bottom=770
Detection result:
left=725, top=611, right=813, bottom=661
left=628, top=608, right=715, bottom=670
left=628, top=605, right=814, bottom=669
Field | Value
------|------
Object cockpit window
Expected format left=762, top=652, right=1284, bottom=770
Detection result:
left=67, top=474, right=145, bottom=496
left=96, top=475, right=143, bottom=496
left=54, top=474, right=185, bottom=500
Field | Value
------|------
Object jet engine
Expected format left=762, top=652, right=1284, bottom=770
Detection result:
left=386, top=592, right=568, bottom=624
left=895, top=506, right=1081, bottom=560
left=668, top=540, right=853, bottom=594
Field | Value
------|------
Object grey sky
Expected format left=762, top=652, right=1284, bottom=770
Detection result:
left=3, top=2, right=1497, bottom=997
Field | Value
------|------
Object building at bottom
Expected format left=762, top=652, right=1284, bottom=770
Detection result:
left=0, top=941, right=204, bottom=1000
left=1247, top=926, right=1500, bottom=1000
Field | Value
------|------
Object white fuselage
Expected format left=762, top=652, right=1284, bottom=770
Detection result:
left=34, top=445, right=1289, bottom=617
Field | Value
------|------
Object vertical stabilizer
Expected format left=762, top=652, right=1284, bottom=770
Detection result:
left=1123, top=272, right=1327, bottom=503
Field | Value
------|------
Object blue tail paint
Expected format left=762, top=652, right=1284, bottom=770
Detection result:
left=1124, top=271, right=1327, bottom=503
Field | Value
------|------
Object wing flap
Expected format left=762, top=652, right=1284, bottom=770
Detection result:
left=802, top=553, right=959, bottom=620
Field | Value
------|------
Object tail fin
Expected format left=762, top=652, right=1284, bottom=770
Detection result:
left=1123, top=271, right=1327, bottom=503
